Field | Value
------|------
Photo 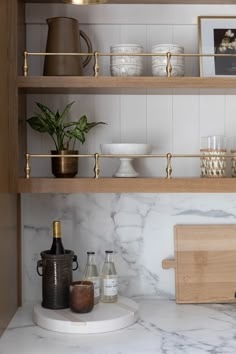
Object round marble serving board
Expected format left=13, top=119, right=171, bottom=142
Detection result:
left=33, top=296, right=139, bottom=334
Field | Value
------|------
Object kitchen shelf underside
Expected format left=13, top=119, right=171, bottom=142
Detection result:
left=18, top=177, right=236, bottom=193
left=24, top=1, right=236, bottom=4
left=17, top=77, right=236, bottom=93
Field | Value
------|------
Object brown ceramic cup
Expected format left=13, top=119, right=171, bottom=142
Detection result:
left=69, top=281, right=94, bottom=313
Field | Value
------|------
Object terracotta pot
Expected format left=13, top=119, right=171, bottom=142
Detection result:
left=51, top=150, right=78, bottom=178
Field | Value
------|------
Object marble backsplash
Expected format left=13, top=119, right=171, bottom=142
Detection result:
left=21, top=193, right=236, bottom=304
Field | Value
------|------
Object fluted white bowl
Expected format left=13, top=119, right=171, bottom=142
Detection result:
left=152, top=64, right=184, bottom=77
left=111, top=44, right=144, bottom=54
left=111, top=56, right=144, bottom=65
left=152, top=44, right=184, bottom=53
left=110, top=63, right=143, bottom=77
left=152, top=55, right=184, bottom=66
left=110, top=44, right=144, bottom=70
left=152, top=44, right=184, bottom=67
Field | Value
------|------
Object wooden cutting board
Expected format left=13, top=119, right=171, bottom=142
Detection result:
left=162, top=225, right=236, bottom=304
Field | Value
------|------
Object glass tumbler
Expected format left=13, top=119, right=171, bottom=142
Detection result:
left=229, top=136, right=236, bottom=177
left=69, top=280, right=94, bottom=313
left=200, top=135, right=227, bottom=178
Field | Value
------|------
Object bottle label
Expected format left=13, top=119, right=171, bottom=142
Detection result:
left=92, top=278, right=100, bottom=298
left=103, top=278, right=118, bottom=296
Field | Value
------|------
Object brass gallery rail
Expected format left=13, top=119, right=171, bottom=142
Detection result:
left=23, top=50, right=236, bottom=78
left=24, top=152, right=234, bottom=179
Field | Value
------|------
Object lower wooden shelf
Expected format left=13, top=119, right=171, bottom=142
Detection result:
left=17, top=177, right=236, bottom=193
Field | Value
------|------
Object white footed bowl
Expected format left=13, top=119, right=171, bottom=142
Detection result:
left=101, top=143, right=152, bottom=155
left=100, top=143, right=152, bottom=177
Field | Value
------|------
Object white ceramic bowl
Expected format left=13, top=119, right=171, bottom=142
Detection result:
left=100, top=143, right=152, bottom=177
left=152, top=64, right=184, bottom=77
left=152, top=44, right=184, bottom=53
left=110, top=44, right=144, bottom=70
left=111, top=56, right=143, bottom=65
left=110, top=64, right=143, bottom=77
left=111, top=44, right=144, bottom=54
left=152, top=55, right=184, bottom=66
left=152, top=44, right=184, bottom=67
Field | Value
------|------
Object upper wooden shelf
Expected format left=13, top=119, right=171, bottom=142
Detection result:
left=17, top=76, right=236, bottom=93
left=24, top=1, right=236, bottom=4
left=18, top=177, right=236, bottom=193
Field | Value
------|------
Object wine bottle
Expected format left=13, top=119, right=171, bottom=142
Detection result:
left=101, top=250, right=118, bottom=303
left=49, top=220, right=65, bottom=255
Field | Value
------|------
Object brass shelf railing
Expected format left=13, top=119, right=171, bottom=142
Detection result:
left=23, top=50, right=236, bottom=78
left=24, top=152, right=235, bottom=179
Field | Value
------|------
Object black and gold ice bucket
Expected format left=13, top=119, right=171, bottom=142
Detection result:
left=37, top=250, right=78, bottom=309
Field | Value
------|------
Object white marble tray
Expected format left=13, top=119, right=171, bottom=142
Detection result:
left=33, top=296, right=138, bottom=334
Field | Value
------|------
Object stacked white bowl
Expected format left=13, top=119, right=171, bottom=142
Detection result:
left=110, top=44, right=144, bottom=77
left=152, top=44, right=184, bottom=77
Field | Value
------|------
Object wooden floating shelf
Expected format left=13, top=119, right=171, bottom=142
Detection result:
left=17, top=76, right=236, bottom=93
left=18, top=177, right=236, bottom=193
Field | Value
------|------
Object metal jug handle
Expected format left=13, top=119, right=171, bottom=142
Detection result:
left=72, top=255, right=79, bottom=271
left=79, top=30, right=93, bottom=68
left=37, top=260, right=43, bottom=276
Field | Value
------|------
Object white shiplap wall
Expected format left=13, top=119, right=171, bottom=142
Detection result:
left=25, top=4, right=236, bottom=177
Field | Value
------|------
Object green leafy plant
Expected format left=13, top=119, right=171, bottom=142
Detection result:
left=27, top=101, right=106, bottom=151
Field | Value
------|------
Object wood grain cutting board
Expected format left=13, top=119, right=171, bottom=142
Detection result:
left=162, top=225, right=236, bottom=304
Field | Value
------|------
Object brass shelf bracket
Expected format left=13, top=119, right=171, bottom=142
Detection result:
left=166, top=52, right=172, bottom=78
left=23, top=51, right=29, bottom=77
left=93, top=51, right=99, bottom=77
left=94, top=153, right=100, bottom=178
left=25, top=153, right=30, bottom=178
left=166, top=152, right=172, bottom=179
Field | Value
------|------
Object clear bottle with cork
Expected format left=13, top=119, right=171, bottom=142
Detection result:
left=49, top=220, right=65, bottom=255
left=83, top=252, right=100, bottom=305
left=101, top=250, right=118, bottom=303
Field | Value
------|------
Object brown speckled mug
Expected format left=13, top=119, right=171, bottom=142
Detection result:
left=69, top=281, right=94, bottom=313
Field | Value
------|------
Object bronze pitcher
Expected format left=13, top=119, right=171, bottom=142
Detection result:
left=43, top=17, right=92, bottom=76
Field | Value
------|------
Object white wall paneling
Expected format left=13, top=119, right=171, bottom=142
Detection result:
left=172, top=89, right=199, bottom=177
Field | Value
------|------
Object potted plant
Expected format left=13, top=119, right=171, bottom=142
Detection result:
left=27, top=101, right=106, bottom=178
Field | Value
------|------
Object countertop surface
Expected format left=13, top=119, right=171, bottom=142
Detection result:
left=1, top=298, right=236, bottom=354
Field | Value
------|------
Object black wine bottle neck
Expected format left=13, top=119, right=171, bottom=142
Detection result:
left=50, top=238, right=65, bottom=255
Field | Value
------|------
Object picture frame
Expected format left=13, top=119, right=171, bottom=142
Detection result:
left=198, top=16, right=236, bottom=77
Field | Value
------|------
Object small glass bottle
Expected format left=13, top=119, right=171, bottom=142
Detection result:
left=83, top=252, right=100, bottom=305
left=49, top=220, right=65, bottom=255
left=101, top=250, right=118, bottom=303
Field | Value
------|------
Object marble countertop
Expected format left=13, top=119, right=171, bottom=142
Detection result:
left=1, top=298, right=236, bottom=354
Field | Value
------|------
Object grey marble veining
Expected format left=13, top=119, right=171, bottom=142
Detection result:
left=1, top=299, right=236, bottom=354
left=22, top=193, right=236, bottom=304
